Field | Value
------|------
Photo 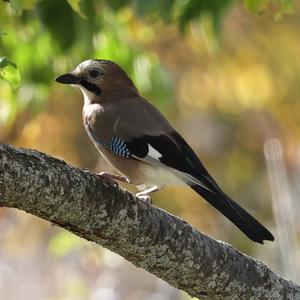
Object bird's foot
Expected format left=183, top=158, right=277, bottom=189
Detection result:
left=83, top=169, right=126, bottom=188
left=135, top=192, right=152, bottom=205
left=96, top=172, right=130, bottom=184
left=96, top=172, right=130, bottom=188
left=96, top=173, right=119, bottom=188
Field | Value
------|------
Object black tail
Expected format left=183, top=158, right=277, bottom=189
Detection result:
left=190, top=185, right=274, bottom=243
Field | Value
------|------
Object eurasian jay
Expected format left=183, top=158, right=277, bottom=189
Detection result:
left=55, top=59, right=274, bottom=244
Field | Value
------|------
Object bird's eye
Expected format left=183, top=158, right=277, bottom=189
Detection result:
left=88, top=68, right=102, bottom=79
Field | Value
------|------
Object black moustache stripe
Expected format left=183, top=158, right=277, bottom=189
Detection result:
left=80, top=80, right=102, bottom=95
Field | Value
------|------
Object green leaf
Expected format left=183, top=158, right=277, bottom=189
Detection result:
left=66, top=0, right=86, bottom=19
left=38, top=0, right=77, bottom=50
left=0, top=57, right=21, bottom=91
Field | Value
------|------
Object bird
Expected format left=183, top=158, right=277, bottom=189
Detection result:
left=55, top=59, right=274, bottom=244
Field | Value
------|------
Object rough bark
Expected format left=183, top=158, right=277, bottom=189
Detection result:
left=0, top=143, right=299, bottom=299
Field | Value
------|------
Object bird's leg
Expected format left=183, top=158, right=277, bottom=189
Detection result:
left=135, top=185, right=159, bottom=204
left=94, top=171, right=129, bottom=188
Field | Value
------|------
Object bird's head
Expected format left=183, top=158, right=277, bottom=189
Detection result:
left=55, top=59, right=138, bottom=103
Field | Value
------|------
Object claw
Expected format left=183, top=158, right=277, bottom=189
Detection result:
left=97, top=172, right=129, bottom=184
left=96, top=173, right=119, bottom=188
left=83, top=169, right=119, bottom=188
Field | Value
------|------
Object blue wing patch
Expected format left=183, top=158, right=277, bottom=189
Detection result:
left=108, top=136, right=131, bottom=158
left=87, top=125, right=131, bottom=158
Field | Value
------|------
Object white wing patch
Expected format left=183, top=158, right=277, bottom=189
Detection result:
left=132, top=142, right=216, bottom=193
left=147, top=144, right=162, bottom=160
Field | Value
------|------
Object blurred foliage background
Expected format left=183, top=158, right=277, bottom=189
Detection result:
left=0, top=0, right=299, bottom=299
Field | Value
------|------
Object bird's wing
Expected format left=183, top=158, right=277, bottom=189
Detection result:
left=108, top=99, right=222, bottom=194
left=124, top=131, right=222, bottom=193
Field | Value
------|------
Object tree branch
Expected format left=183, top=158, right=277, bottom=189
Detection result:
left=0, top=143, right=299, bottom=299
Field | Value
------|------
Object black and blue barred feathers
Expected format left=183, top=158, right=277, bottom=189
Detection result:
left=107, top=136, right=131, bottom=157
left=87, top=125, right=131, bottom=158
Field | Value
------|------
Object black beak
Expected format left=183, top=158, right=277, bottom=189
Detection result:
left=55, top=73, right=80, bottom=84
